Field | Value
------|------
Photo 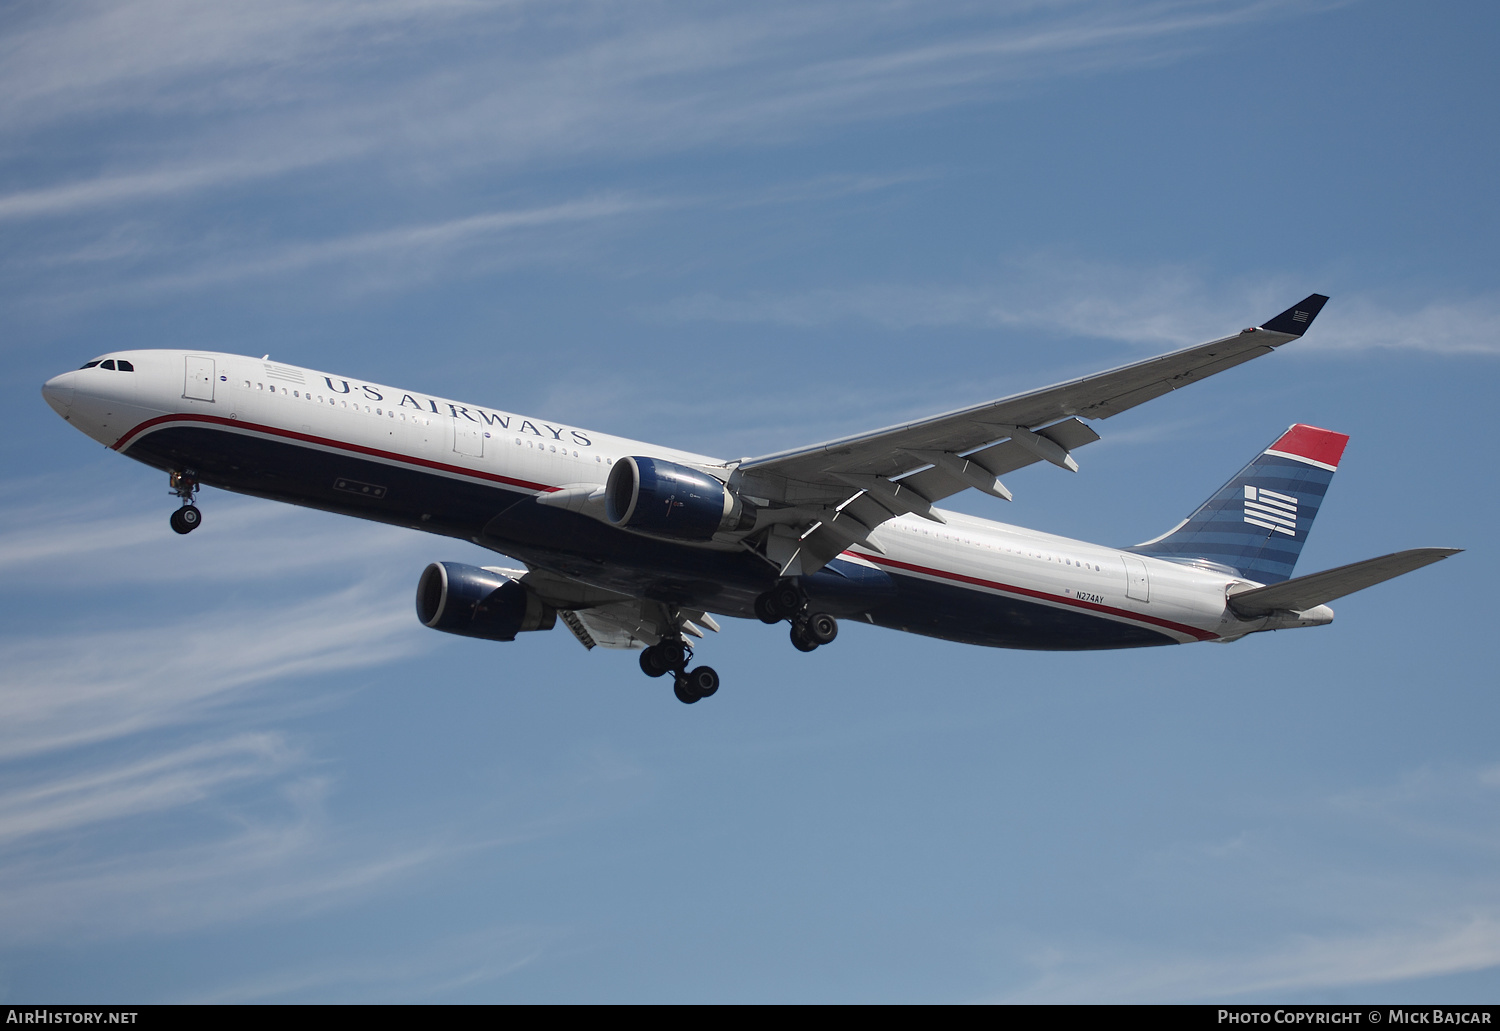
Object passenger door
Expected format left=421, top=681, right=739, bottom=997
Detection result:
left=1122, top=555, right=1150, bottom=602
left=183, top=356, right=215, bottom=401
left=452, top=417, right=484, bottom=458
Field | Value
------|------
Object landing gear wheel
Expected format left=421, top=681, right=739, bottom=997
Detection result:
left=754, top=593, right=780, bottom=625
left=170, top=505, right=201, bottom=535
left=640, top=647, right=671, bottom=678
left=685, top=666, right=719, bottom=698
left=805, top=612, right=838, bottom=645
left=657, top=639, right=688, bottom=671
left=673, top=673, right=702, bottom=704
left=641, top=639, right=690, bottom=678
left=769, top=582, right=805, bottom=621
left=790, top=624, right=819, bottom=652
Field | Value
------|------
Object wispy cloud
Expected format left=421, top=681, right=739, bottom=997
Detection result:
left=12, top=172, right=930, bottom=300
left=0, top=1, right=1330, bottom=221
left=0, top=480, right=440, bottom=759
left=1000, top=917, right=1500, bottom=1003
left=0, top=733, right=297, bottom=847
left=994, top=762, right=1500, bottom=1002
left=0, top=582, right=420, bottom=760
left=0, top=153, right=344, bottom=223
left=120, top=194, right=656, bottom=294
left=648, top=256, right=1500, bottom=356
left=188, top=924, right=566, bottom=1002
left=0, top=771, right=444, bottom=943
left=0, top=489, right=422, bottom=583
left=0, top=483, right=446, bottom=944
left=1314, top=294, right=1500, bottom=356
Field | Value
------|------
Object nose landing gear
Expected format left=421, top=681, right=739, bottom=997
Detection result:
left=168, top=471, right=202, bottom=535
left=641, top=638, right=720, bottom=705
left=755, top=579, right=839, bottom=654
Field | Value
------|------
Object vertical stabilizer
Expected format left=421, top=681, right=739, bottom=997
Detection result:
left=1128, top=424, right=1349, bottom=584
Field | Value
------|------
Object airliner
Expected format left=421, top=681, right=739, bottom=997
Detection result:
left=40, top=294, right=1457, bottom=704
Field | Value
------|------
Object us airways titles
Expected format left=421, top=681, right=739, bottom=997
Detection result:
left=320, top=377, right=593, bottom=448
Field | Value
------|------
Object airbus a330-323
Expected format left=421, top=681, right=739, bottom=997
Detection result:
left=41, top=294, right=1458, bottom=704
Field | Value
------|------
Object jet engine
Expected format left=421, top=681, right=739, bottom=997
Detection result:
left=415, top=562, right=555, bottom=641
left=605, top=457, right=755, bottom=541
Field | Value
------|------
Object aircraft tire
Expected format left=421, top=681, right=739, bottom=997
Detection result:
left=673, top=674, right=702, bottom=704
left=640, top=647, right=670, bottom=678
left=790, top=625, right=819, bottom=652
left=657, top=639, right=688, bottom=671
left=170, top=505, right=201, bottom=534
left=769, top=582, right=803, bottom=620
left=805, top=613, right=838, bottom=645
left=754, top=593, right=780, bottom=625
left=686, top=666, right=719, bottom=698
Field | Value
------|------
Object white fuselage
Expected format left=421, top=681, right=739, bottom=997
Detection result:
left=43, top=349, right=1330, bottom=648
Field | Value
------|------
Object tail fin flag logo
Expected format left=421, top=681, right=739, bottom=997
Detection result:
left=1244, top=485, right=1297, bottom=536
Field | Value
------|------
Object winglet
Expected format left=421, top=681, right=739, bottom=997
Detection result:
left=1260, top=294, right=1330, bottom=336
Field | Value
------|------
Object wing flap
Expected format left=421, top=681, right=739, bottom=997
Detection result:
left=563, top=606, right=649, bottom=649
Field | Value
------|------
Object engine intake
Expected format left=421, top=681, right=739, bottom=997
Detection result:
left=415, top=562, right=555, bottom=641
left=605, top=456, right=753, bottom=541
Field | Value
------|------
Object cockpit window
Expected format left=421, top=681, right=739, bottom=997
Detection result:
left=80, top=360, right=101, bottom=369
left=100, top=360, right=116, bottom=370
left=116, top=360, right=134, bottom=372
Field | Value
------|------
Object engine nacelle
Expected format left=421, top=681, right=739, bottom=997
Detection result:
left=605, top=456, right=754, bottom=541
left=415, top=562, right=555, bottom=641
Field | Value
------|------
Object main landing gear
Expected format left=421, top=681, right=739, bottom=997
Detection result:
left=754, top=580, right=839, bottom=653
left=168, top=471, right=202, bottom=535
left=640, top=638, right=720, bottom=705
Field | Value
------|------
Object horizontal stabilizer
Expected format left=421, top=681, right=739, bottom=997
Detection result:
left=1228, top=548, right=1460, bottom=617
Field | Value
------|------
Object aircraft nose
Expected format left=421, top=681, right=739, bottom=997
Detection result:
left=42, top=371, right=76, bottom=418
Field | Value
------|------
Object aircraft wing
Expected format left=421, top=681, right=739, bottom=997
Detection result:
left=735, top=295, right=1329, bottom=575
left=518, top=567, right=720, bottom=650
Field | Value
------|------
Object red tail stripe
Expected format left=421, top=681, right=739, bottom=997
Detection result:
left=1270, top=424, right=1349, bottom=468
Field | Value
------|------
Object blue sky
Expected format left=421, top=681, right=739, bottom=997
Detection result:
left=1, top=0, right=1495, bottom=1003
